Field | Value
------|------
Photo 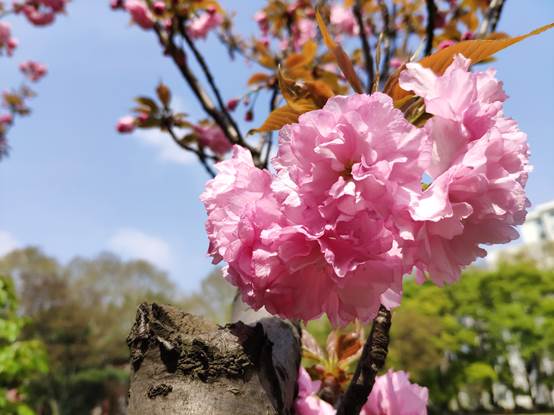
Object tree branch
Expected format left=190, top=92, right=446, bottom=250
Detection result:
left=178, top=19, right=245, bottom=147
left=261, top=84, right=280, bottom=169
left=353, top=0, right=374, bottom=93
left=336, top=305, right=392, bottom=415
left=377, top=0, right=394, bottom=83
left=479, top=0, right=506, bottom=37
left=149, top=22, right=259, bottom=170
left=164, top=121, right=217, bottom=177
left=424, top=0, right=437, bottom=56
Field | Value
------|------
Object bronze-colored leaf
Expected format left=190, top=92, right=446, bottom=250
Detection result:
left=387, top=22, right=554, bottom=102
left=277, top=70, right=329, bottom=112
left=248, top=72, right=272, bottom=86
left=336, top=332, right=362, bottom=364
left=316, top=9, right=364, bottom=94
left=250, top=105, right=302, bottom=133
left=134, top=97, right=158, bottom=113
left=156, top=83, right=171, bottom=107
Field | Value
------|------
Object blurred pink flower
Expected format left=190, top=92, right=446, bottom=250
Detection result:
left=400, top=54, right=530, bottom=284
left=187, top=9, right=223, bottom=39
left=19, top=60, right=48, bottom=82
left=292, top=18, right=316, bottom=50
left=390, top=57, right=405, bottom=69
left=362, top=370, right=429, bottom=415
left=437, top=39, right=456, bottom=50
left=194, top=124, right=232, bottom=156
left=295, top=367, right=336, bottom=415
left=116, top=116, right=136, bottom=133
left=0, top=113, right=13, bottom=125
left=125, top=0, right=154, bottom=30
left=254, top=10, right=269, bottom=35
left=0, top=22, right=18, bottom=56
left=330, top=4, right=358, bottom=36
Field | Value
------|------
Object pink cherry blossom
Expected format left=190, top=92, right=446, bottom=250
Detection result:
left=437, top=39, right=456, bottom=50
left=193, top=124, right=232, bottom=156
left=330, top=4, right=358, bottom=36
left=0, top=22, right=18, bottom=56
left=292, top=18, right=317, bottom=50
left=202, top=93, right=427, bottom=325
left=13, top=0, right=67, bottom=26
left=254, top=10, right=269, bottom=35
left=400, top=54, right=530, bottom=284
left=186, top=9, right=223, bottom=40
left=295, top=367, right=336, bottom=415
left=362, top=370, right=429, bottom=415
left=125, top=0, right=154, bottom=30
left=0, top=113, right=13, bottom=125
left=390, top=57, right=405, bottom=69
left=19, top=60, right=47, bottom=82
left=116, top=116, right=136, bottom=133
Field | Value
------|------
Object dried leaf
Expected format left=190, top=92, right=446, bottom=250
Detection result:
left=387, top=22, right=554, bottom=101
left=316, top=9, right=364, bottom=94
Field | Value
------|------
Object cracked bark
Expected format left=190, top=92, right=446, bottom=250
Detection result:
left=126, top=303, right=301, bottom=415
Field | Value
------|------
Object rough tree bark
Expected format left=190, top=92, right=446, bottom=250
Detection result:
left=126, top=303, right=301, bottom=415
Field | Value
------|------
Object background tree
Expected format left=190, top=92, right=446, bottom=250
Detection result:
left=0, top=274, right=48, bottom=415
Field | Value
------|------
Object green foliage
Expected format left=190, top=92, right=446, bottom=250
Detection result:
left=0, top=247, right=236, bottom=414
left=389, top=262, right=554, bottom=412
left=0, top=275, right=48, bottom=415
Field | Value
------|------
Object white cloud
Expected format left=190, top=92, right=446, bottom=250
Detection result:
left=108, top=228, right=172, bottom=270
left=0, top=230, right=18, bottom=257
left=133, top=129, right=194, bottom=165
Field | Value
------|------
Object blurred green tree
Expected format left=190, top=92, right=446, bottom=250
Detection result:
left=0, top=274, right=48, bottom=415
left=388, top=260, right=554, bottom=413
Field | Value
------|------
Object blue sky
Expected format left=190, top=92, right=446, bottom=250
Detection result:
left=0, top=1, right=553, bottom=293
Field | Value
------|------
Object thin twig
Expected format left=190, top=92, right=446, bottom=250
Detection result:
left=353, top=0, right=374, bottom=93
left=424, top=0, right=437, bottom=56
left=336, top=305, right=392, bottom=415
left=479, top=0, right=506, bottom=37
left=377, top=0, right=394, bottom=83
left=178, top=19, right=245, bottom=146
left=164, top=122, right=216, bottom=177
left=261, top=84, right=280, bottom=169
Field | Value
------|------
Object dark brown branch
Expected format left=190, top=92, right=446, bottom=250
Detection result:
left=261, top=84, right=280, bottom=169
left=164, top=121, right=216, bottom=177
left=178, top=19, right=245, bottom=147
left=353, top=0, right=374, bottom=93
left=377, top=0, right=394, bottom=84
left=424, top=0, right=437, bottom=56
left=479, top=0, right=506, bottom=37
left=336, top=305, right=392, bottom=415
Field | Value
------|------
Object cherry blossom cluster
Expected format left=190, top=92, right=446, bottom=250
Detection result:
left=111, top=0, right=223, bottom=39
left=201, top=55, right=530, bottom=325
left=0, top=0, right=61, bottom=158
left=13, top=0, right=69, bottom=26
left=295, top=367, right=428, bottom=415
left=117, top=114, right=232, bottom=158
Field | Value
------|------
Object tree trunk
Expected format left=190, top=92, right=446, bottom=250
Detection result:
left=126, top=303, right=301, bottom=415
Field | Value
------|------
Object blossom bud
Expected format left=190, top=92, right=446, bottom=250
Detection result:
left=116, top=116, right=136, bottom=133
left=226, top=98, right=239, bottom=111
